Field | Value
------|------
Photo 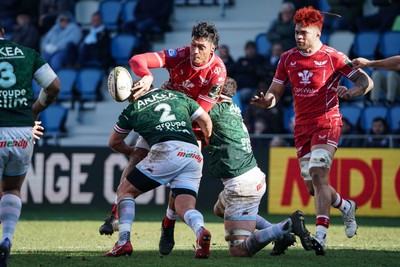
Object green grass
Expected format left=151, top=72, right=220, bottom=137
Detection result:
left=6, top=209, right=400, bottom=267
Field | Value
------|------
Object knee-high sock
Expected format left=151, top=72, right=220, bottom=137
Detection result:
left=245, top=218, right=291, bottom=256
left=183, top=209, right=205, bottom=238
left=0, top=194, right=22, bottom=242
left=255, top=215, right=273, bottom=230
left=117, top=198, right=135, bottom=245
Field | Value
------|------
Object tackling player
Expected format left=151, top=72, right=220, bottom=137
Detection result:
left=103, top=87, right=213, bottom=258
left=252, top=7, right=373, bottom=255
left=210, top=78, right=313, bottom=257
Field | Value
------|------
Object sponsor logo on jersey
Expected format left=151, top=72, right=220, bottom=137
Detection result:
left=167, top=49, right=178, bottom=57
left=298, top=70, right=313, bottom=84
left=0, top=89, right=29, bottom=108
left=290, top=61, right=297, bottom=66
left=0, top=46, right=24, bottom=58
left=207, top=84, right=221, bottom=100
left=0, top=138, right=28, bottom=149
left=213, top=66, right=222, bottom=75
left=314, top=60, right=327, bottom=67
left=199, top=75, right=209, bottom=86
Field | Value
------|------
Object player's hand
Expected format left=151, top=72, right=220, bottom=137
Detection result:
left=32, top=121, right=44, bottom=144
left=132, top=75, right=154, bottom=98
left=251, top=92, right=275, bottom=108
left=334, top=85, right=351, bottom=100
left=351, top=57, right=369, bottom=69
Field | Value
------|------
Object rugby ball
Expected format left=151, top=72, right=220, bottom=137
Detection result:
left=107, top=66, right=133, bottom=102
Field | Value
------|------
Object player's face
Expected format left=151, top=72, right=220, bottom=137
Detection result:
left=190, top=37, right=215, bottom=66
left=295, top=24, right=321, bottom=53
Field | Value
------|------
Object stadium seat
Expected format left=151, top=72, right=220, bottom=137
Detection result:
left=99, top=0, right=123, bottom=31
left=388, top=105, right=400, bottom=132
left=379, top=31, right=400, bottom=58
left=340, top=105, right=362, bottom=127
left=254, top=33, right=271, bottom=57
left=39, top=104, right=68, bottom=145
left=75, top=0, right=100, bottom=30
left=76, top=68, right=103, bottom=110
left=360, top=106, right=388, bottom=133
left=110, top=34, right=139, bottom=66
left=56, top=68, right=78, bottom=106
left=121, top=0, right=138, bottom=25
left=327, top=30, right=355, bottom=55
left=351, top=31, right=380, bottom=59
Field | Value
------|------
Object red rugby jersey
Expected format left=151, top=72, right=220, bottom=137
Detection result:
left=274, top=44, right=357, bottom=125
left=131, top=46, right=227, bottom=112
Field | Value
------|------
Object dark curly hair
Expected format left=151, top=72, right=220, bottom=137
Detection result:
left=192, top=21, right=220, bottom=49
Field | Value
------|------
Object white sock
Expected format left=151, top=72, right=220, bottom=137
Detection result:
left=117, top=198, right=135, bottom=245
left=332, top=193, right=351, bottom=214
left=166, top=206, right=178, bottom=220
left=0, top=194, right=22, bottom=242
left=183, top=209, right=205, bottom=238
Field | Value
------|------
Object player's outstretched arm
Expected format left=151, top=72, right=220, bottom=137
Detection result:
left=352, top=56, right=400, bottom=71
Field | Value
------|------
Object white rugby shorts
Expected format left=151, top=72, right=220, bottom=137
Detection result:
left=136, top=141, right=203, bottom=194
left=0, top=127, right=35, bottom=177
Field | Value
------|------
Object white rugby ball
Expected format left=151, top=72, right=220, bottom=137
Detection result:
left=107, top=66, right=133, bottom=102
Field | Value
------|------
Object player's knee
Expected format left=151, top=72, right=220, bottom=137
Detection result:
left=225, top=229, right=252, bottom=257
left=300, top=159, right=312, bottom=181
left=309, top=149, right=333, bottom=170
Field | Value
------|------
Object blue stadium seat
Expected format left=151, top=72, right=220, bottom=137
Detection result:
left=99, top=0, right=123, bottom=31
left=56, top=68, right=77, bottom=105
left=75, top=0, right=100, bottom=30
left=379, top=31, right=400, bottom=58
left=255, top=33, right=271, bottom=57
left=340, top=105, right=362, bottom=127
left=327, top=30, right=355, bottom=55
left=352, top=31, right=380, bottom=59
left=121, top=0, right=138, bottom=25
left=39, top=104, right=68, bottom=145
left=110, top=34, right=139, bottom=65
left=76, top=68, right=103, bottom=110
left=360, top=106, right=388, bottom=133
left=388, top=105, right=400, bottom=132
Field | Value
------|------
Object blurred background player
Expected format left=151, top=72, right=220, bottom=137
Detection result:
left=251, top=7, right=373, bottom=256
left=103, top=86, right=213, bottom=258
left=0, top=22, right=61, bottom=266
left=98, top=21, right=227, bottom=254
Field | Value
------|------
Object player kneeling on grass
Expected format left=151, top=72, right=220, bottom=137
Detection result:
left=209, top=78, right=313, bottom=257
left=104, top=86, right=214, bottom=258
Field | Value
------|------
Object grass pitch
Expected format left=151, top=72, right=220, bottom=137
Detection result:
left=7, top=208, right=400, bottom=267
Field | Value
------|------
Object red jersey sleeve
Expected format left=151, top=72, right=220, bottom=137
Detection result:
left=129, top=51, right=166, bottom=77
